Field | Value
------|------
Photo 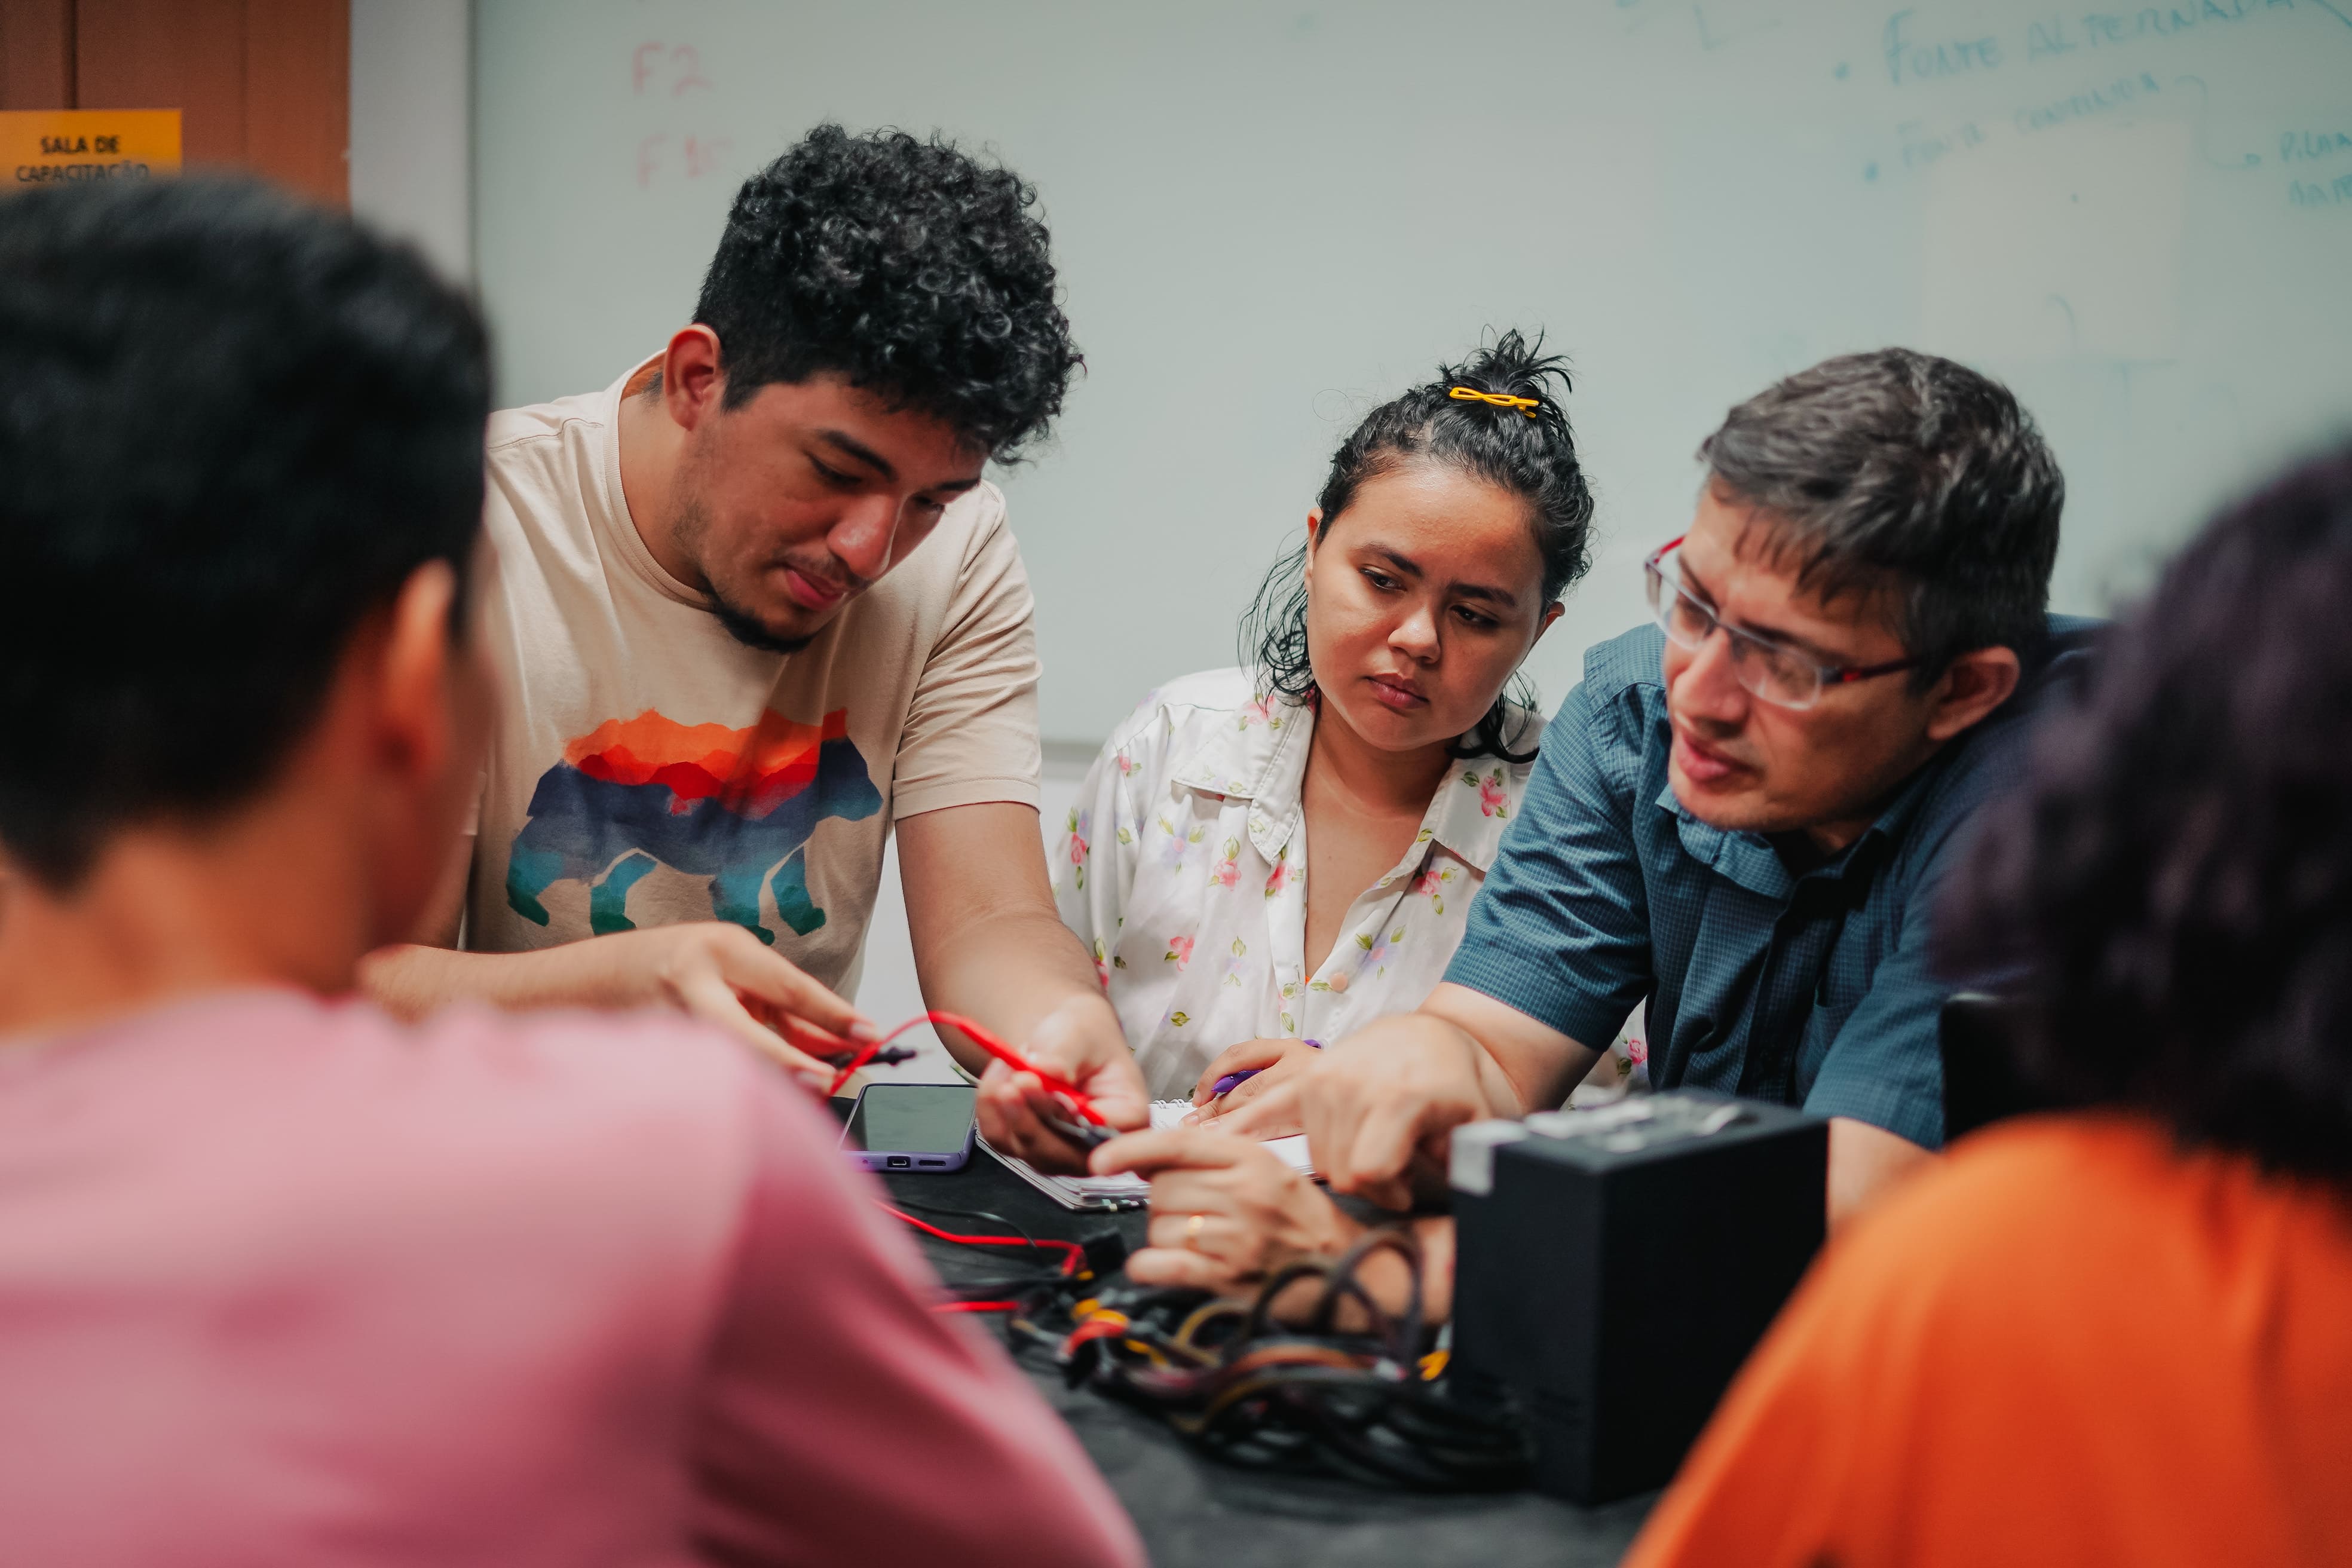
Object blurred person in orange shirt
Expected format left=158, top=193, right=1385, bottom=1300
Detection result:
left=1625, top=444, right=2352, bottom=1568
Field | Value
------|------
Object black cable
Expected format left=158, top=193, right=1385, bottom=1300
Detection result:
left=1062, top=1226, right=1528, bottom=1493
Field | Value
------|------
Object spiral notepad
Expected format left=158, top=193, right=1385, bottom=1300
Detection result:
left=979, top=1101, right=1315, bottom=1211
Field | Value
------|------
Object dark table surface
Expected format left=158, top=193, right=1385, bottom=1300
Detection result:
left=869, top=1137, right=1654, bottom=1568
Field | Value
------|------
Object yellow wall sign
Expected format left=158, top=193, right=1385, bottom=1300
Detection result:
left=2, top=110, right=181, bottom=189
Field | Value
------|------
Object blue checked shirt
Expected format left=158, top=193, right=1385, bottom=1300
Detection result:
left=1444, top=618, right=2094, bottom=1149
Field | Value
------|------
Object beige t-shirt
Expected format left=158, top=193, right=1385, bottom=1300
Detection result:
left=466, top=362, right=1042, bottom=991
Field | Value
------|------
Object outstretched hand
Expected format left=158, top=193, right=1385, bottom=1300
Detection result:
left=1297, top=1015, right=1497, bottom=1210
left=360, top=920, right=881, bottom=1092
left=628, top=922, right=875, bottom=1089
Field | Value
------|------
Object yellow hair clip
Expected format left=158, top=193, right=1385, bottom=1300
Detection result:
left=1448, top=385, right=1540, bottom=418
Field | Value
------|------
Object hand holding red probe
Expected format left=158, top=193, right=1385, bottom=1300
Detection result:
left=780, top=994, right=1146, bottom=1169
left=820, top=1009, right=1094, bottom=1107
left=973, top=996, right=1150, bottom=1172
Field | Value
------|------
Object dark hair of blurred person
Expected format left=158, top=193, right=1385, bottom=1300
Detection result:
left=0, top=173, right=488, bottom=888
left=1622, top=444, right=2352, bottom=1568
left=0, top=176, right=1138, bottom=1568
left=1941, top=448, right=2352, bottom=1183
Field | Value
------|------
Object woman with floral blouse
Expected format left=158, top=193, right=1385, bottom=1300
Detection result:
left=1054, top=332, right=1609, bottom=1116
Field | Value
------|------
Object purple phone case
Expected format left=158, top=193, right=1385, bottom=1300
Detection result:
left=839, top=1083, right=977, bottom=1174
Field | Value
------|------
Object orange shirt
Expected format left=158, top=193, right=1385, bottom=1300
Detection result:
left=1625, top=1116, right=2352, bottom=1568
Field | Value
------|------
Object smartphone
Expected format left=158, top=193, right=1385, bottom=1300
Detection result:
left=840, top=1082, right=978, bottom=1173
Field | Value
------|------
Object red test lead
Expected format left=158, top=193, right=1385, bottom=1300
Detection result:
left=825, top=1011, right=1108, bottom=1130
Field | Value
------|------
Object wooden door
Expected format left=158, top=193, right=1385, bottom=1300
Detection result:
left=0, top=0, right=347, bottom=203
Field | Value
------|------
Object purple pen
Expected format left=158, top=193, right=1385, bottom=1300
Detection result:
left=1209, top=1040, right=1321, bottom=1099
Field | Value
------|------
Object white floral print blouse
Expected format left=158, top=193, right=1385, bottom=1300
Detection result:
left=1052, top=667, right=1546, bottom=1101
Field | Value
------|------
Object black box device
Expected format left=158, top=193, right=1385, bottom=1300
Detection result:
left=1448, top=1091, right=1827, bottom=1504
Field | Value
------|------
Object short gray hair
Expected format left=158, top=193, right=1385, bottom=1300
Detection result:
left=1698, top=348, right=2063, bottom=679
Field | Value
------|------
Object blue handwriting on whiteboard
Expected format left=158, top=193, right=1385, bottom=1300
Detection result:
left=2290, top=173, right=2352, bottom=206
left=1884, top=10, right=2004, bottom=83
left=1899, top=0, right=2305, bottom=81
left=1900, top=118, right=1988, bottom=167
left=2281, top=130, right=2352, bottom=160
left=2082, top=0, right=2297, bottom=47
left=2015, top=71, right=2163, bottom=132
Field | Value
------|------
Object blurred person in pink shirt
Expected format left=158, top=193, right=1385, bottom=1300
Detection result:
left=0, top=175, right=1141, bottom=1568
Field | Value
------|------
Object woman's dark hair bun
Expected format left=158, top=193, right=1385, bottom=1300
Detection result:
left=1442, top=330, right=1578, bottom=449
left=1239, top=328, right=1597, bottom=762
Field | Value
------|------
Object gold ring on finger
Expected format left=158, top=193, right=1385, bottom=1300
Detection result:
left=1184, top=1212, right=1208, bottom=1251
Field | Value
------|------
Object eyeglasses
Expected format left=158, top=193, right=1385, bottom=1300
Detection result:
left=1644, top=537, right=1918, bottom=710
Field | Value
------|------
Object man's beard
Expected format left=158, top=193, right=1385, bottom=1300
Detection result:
left=710, top=588, right=815, bottom=656
left=674, top=489, right=816, bottom=655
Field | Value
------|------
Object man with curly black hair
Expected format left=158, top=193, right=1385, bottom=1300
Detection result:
left=365, top=125, right=1152, bottom=1156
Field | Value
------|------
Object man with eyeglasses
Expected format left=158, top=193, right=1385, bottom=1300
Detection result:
left=1086, top=351, right=2089, bottom=1319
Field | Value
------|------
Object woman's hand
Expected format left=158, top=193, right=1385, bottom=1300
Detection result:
left=1186, top=1036, right=1319, bottom=1138
left=1088, top=1126, right=1358, bottom=1294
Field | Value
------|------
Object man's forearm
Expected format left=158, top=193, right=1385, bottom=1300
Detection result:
left=362, top=924, right=875, bottom=1080
left=1826, top=1116, right=1936, bottom=1229
left=912, top=906, right=1109, bottom=1074
left=897, top=800, right=1142, bottom=1164
left=1464, top=1025, right=1540, bottom=1121
left=1419, top=982, right=1602, bottom=1117
left=1375, top=1012, right=1546, bottom=1124
left=357, top=942, right=635, bottom=1019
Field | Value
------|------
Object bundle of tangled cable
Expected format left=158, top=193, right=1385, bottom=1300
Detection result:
left=1056, top=1227, right=1530, bottom=1492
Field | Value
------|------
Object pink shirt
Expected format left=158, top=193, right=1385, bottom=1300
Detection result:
left=0, top=990, right=1141, bottom=1568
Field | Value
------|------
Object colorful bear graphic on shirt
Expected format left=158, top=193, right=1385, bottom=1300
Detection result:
left=505, top=708, right=881, bottom=945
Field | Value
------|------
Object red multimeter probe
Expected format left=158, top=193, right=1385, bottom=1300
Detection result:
left=796, top=1009, right=1114, bottom=1149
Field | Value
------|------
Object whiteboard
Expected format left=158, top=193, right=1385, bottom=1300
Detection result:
left=475, top=0, right=2352, bottom=746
